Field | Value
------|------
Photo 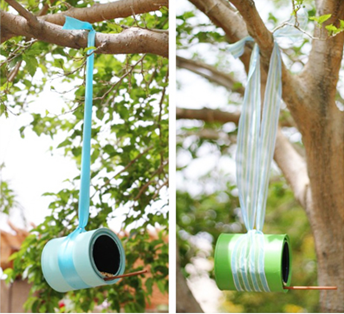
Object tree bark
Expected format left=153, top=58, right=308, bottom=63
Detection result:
left=176, top=107, right=240, bottom=125
left=1, top=11, right=168, bottom=57
left=293, top=2, right=344, bottom=311
left=39, top=0, right=168, bottom=25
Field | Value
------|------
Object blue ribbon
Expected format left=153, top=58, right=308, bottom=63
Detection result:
left=57, top=16, right=96, bottom=289
left=57, top=227, right=90, bottom=289
left=63, top=16, right=96, bottom=229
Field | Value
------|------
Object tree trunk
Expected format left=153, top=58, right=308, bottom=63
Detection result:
left=296, top=3, right=344, bottom=311
left=302, top=108, right=344, bottom=312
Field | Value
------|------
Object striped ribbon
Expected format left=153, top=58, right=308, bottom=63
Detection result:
left=228, top=39, right=282, bottom=292
left=57, top=16, right=96, bottom=289
left=229, top=9, right=308, bottom=292
left=228, top=8, right=307, bottom=291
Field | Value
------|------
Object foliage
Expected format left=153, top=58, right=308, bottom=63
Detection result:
left=1, top=0, right=169, bottom=312
left=0, top=164, right=18, bottom=215
left=177, top=0, right=320, bottom=312
left=309, top=13, right=344, bottom=36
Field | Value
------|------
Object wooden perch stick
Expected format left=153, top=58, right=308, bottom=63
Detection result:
left=284, top=286, right=337, bottom=290
left=103, top=270, right=148, bottom=281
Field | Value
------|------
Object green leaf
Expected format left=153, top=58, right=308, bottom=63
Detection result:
left=156, top=279, right=166, bottom=294
left=310, top=14, right=331, bottom=25
left=145, top=277, right=153, bottom=295
left=340, top=19, right=344, bottom=29
left=3, top=268, right=13, bottom=278
left=107, top=23, right=123, bottom=32
left=24, top=56, right=38, bottom=77
left=19, top=126, right=25, bottom=138
left=325, top=24, right=338, bottom=33
left=57, top=139, right=71, bottom=148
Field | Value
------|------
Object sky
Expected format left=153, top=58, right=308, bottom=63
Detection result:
left=0, top=81, right=79, bottom=232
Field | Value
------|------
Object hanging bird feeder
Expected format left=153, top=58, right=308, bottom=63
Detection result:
left=215, top=233, right=291, bottom=292
left=42, top=228, right=125, bottom=292
left=214, top=10, right=336, bottom=293
left=41, top=17, right=145, bottom=292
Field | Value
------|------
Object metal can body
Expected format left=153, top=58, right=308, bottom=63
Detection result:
left=41, top=228, right=125, bottom=292
left=214, top=233, right=291, bottom=292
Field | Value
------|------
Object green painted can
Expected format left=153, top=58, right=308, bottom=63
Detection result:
left=214, top=233, right=291, bottom=292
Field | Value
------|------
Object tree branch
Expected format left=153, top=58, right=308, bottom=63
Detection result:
left=177, top=56, right=244, bottom=96
left=177, top=106, right=310, bottom=208
left=4, top=0, right=39, bottom=27
left=188, top=0, right=251, bottom=72
left=176, top=53, right=297, bottom=130
left=177, top=107, right=240, bottom=125
left=179, top=128, right=236, bottom=143
left=188, top=0, right=307, bottom=124
left=39, top=0, right=168, bottom=26
left=1, top=11, right=168, bottom=57
left=188, top=0, right=246, bottom=42
left=38, top=0, right=56, bottom=17
left=176, top=107, right=294, bottom=128
left=300, top=2, right=344, bottom=114
left=228, top=0, right=273, bottom=55
left=274, top=129, right=310, bottom=210
left=4, top=1, right=55, bottom=84
left=194, top=0, right=309, bottom=135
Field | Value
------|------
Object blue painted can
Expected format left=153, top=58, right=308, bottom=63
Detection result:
left=41, top=228, right=125, bottom=292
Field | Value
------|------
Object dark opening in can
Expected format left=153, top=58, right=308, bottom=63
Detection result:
left=282, top=241, right=290, bottom=284
left=93, top=235, right=120, bottom=275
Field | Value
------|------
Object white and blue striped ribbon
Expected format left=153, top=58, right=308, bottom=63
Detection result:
left=228, top=10, right=307, bottom=292
left=228, top=39, right=282, bottom=292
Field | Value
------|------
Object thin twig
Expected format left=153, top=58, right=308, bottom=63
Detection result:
left=157, top=69, right=168, bottom=178
left=103, top=269, right=148, bottom=281
left=7, top=62, right=21, bottom=82
left=272, top=2, right=342, bottom=41
left=4, top=0, right=39, bottom=26
left=273, top=22, right=320, bottom=40
left=284, top=286, right=337, bottom=290
left=38, top=0, right=56, bottom=16
left=93, top=54, right=146, bottom=102
left=90, top=145, right=154, bottom=199
left=134, top=159, right=168, bottom=201
left=130, top=6, right=140, bottom=27
left=152, top=180, right=168, bottom=200
left=0, top=39, right=37, bottom=67
left=291, top=0, right=299, bottom=28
